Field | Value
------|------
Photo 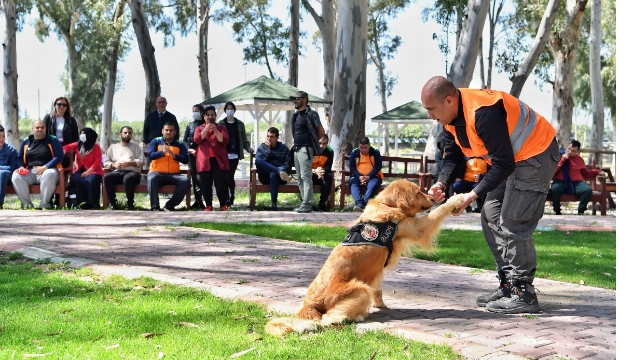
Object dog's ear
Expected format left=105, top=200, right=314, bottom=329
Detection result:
left=377, top=180, right=412, bottom=212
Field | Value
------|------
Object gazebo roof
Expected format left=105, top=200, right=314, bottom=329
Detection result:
left=371, top=100, right=432, bottom=124
left=202, top=75, right=331, bottom=107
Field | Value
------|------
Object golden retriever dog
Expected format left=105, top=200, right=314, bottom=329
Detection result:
left=265, top=179, right=464, bottom=336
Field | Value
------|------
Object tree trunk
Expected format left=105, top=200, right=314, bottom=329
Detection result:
left=2, top=0, right=19, bottom=148
left=101, top=0, right=127, bottom=151
left=478, top=36, right=486, bottom=89
left=301, top=0, right=336, bottom=127
left=284, top=0, right=299, bottom=147
left=368, top=36, right=388, bottom=155
left=587, top=0, right=603, bottom=164
left=424, top=0, right=489, bottom=165
left=128, top=0, right=162, bottom=117
left=509, top=0, right=561, bottom=98
left=329, top=0, right=367, bottom=172
left=197, top=0, right=211, bottom=100
left=486, top=0, right=504, bottom=89
left=550, top=0, right=587, bottom=148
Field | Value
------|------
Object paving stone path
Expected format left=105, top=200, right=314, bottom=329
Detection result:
left=0, top=209, right=615, bottom=360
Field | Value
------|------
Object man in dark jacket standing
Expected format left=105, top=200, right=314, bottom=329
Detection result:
left=143, top=97, right=179, bottom=165
left=285, top=91, right=324, bottom=213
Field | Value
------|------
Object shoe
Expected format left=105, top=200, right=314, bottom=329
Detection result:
left=577, top=210, right=585, bottom=215
left=353, top=205, right=364, bottom=212
left=476, top=271, right=510, bottom=307
left=472, top=207, right=482, bottom=213
left=270, top=204, right=278, bottom=211
left=220, top=205, right=229, bottom=211
left=294, top=205, right=312, bottom=213
left=465, top=206, right=473, bottom=213
left=192, top=201, right=205, bottom=210
left=279, top=171, right=294, bottom=182
left=318, top=203, right=328, bottom=212
left=109, top=205, right=116, bottom=211
left=228, top=195, right=234, bottom=206
left=151, top=207, right=160, bottom=211
left=161, top=206, right=175, bottom=212
left=555, top=211, right=562, bottom=215
left=127, top=205, right=135, bottom=211
left=486, top=281, right=541, bottom=314
left=204, top=206, right=213, bottom=212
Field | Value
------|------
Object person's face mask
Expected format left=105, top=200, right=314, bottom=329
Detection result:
left=192, top=112, right=201, bottom=120
left=226, top=109, right=235, bottom=118
left=79, top=133, right=87, bottom=142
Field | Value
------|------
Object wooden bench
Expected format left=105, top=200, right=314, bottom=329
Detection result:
left=545, top=174, right=609, bottom=216
left=101, top=168, right=191, bottom=210
left=5, top=152, right=74, bottom=209
left=338, top=154, right=429, bottom=210
left=248, top=152, right=335, bottom=211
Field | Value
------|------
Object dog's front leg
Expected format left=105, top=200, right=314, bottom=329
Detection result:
left=371, top=274, right=387, bottom=308
left=427, top=193, right=465, bottom=221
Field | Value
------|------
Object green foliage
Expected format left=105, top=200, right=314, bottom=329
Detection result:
left=421, top=0, right=467, bottom=74
left=218, top=0, right=301, bottom=81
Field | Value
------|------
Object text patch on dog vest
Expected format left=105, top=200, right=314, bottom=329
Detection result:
left=341, top=221, right=398, bottom=267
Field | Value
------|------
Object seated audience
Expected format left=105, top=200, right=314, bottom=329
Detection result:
left=349, top=137, right=383, bottom=212
left=63, top=128, right=104, bottom=209
left=147, top=122, right=190, bottom=211
left=0, top=125, right=19, bottom=209
left=195, top=106, right=230, bottom=211
left=311, top=134, right=333, bottom=212
left=103, top=126, right=145, bottom=210
left=254, top=127, right=290, bottom=211
left=550, top=140, right=604, bottom=215
left=11, top=120, right=64, bottom=209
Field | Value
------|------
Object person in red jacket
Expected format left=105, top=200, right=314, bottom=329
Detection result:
left=194, top=106, right=230, bottom=211
left=550, top=140, right=605, bottom=215
left=63, top=128, right=104, bottom=209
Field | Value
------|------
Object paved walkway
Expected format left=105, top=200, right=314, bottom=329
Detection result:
left=0, top=209, right=615, bottom=360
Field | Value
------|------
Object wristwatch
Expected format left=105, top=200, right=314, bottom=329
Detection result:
left=435, top=181, right=447, bottom=192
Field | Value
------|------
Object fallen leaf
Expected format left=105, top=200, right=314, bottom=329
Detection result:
left=603, top=272, right=612, bottom=276
left=140, top=333, right=165, bottom=338
left=158, top=352, right=165, bottom=358
left=369, top=351, right=378, bottom=360
left=22, top=353, right=53, bottom=358
left=177, top=322, right=199, bottom=327
left=105, top=344, right=120, bottom=350
left=46, top=331, right=63, bottom=336
left=92, top=334, right=104, bottom=342
left=61, top=309, right=74, bottom=314
left=230, top=347, right=256, bottom=358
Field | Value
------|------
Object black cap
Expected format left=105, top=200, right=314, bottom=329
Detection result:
left=290, top=91, right=308, bottom=99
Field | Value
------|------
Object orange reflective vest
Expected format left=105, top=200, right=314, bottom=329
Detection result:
left=149, top=143, right=182, bottom=173
left=444, top=89, right=556, bottom=164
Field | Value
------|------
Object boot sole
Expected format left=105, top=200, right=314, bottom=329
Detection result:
left=486, top=304, right=541, bottom=314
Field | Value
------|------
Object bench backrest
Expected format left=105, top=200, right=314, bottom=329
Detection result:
left=340, top=154, right=425, bottom=180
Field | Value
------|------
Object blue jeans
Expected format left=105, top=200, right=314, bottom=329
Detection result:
left=70, top=172, right=102, bottom=207
left=349, top=176, right=382, bottom=207
left=255, top=158, right=286, bottom=204
left=0, top=169, right=12, bottom=207
left=147, top=172, right=190, bottom=210
left=452, top=179, right=480, bottom=194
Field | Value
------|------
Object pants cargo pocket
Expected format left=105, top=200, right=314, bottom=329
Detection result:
left=504, top=177, right=550, bottom=222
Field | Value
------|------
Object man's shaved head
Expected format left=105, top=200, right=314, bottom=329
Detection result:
left=420, top=76, right=459, bottom=126
left=421, top=76, right=457, bottom=102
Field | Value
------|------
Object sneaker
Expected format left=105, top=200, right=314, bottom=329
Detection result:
left=127, top=205, right=135, bottom=211
left=204, top=206, right=213, bottom=211
left=192, top=201, right=205, bottom=210
left=270, top=204, right=278, bottom=211
left=318, top=203, right=328, bottom=212
left=486, top=281, right=541, bottom=314
left=279, top=171, right=294, bottom=182
left=294, top=206, right=312, bottom=213
left=220, top=205, right=229, bottom=211
left=353, top=205, right=364, bottom=212
left=477, top=271, right=510, bottom=307
left=109, top=205, right=116, bottom=211
left=161, top=206, right=175, bottom=212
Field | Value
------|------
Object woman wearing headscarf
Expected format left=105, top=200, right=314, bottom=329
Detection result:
left=62, top=128, right=104, bottom=209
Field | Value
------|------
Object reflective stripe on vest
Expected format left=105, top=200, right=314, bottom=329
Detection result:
left=511, top=100, right=537, bottom=156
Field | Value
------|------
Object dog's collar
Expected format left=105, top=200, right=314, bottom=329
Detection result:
left=341, top=220, right=398, bottom=267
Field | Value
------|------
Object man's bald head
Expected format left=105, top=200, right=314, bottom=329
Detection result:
left=421, top=76, right=457, bottom=102
left=420, top=76, right=459, bottom=126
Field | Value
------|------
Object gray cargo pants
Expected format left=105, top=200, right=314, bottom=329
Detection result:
left=481, top=139, right=561, bottom=284
left=11, top=168, right=59, bottom=209
left=293, top=146, right=314, bottom=207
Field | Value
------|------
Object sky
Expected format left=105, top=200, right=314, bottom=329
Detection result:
left=0, top=1, right=566, bottom=131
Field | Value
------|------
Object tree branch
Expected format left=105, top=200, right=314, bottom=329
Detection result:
left=301, top=0, right=322, bottom=27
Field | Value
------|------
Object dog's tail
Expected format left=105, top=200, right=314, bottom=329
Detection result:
left=265, top=317, right=321, bottom=336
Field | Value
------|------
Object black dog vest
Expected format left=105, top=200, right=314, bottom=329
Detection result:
left=341, top=220, right=398, bottom=267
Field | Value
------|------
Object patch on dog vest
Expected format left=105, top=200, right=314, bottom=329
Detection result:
left=341, top=220, right=398, bottom=267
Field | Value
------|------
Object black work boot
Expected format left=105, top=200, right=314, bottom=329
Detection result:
left=476, top=270, right=511, bottom=307
left=486, top=280, right=541, bottom=314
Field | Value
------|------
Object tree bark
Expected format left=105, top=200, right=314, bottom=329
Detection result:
left=197, top=0, right=211, bottom=100
left=509, top=0, right=561, bottom=98
left=284, top=0, right=299, bottom=147
left=367, top=23, right=388, bottom=155
left=128, top=0, right=162, bottom=117
left=2, top=0, right=19, bottom=148
left=478, top=36, right=486, bottom=89
left=424, top=0, right=489, bottom=164
left=550, top=0, right=587, bottom=148
left=101, top=0, right=127, bottom=151
left=301, top=0, right=335, bottom=126
left=329, top=0, right=367, bottom=172
left=587, top=0, right=603, bottom=164
left=486, top=0, right=504, bottom=89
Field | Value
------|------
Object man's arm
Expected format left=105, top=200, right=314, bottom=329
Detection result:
left=45, top=138, right=64, bottom=169
left=349, top=151, right=361, bottom=178
left=255, top=144, right=269, bottom=161
left=16, top=141, right=25, bottom=168
left=103, top=146, right=115, bottom=169
left=323, top=150, right=334, bottom=173
left=9, top=147, right=19, bottom=171
left=134, top=144, right=145, bottom=169
left=175, top=143, right=189, bottom=164
left=437, top=130, right=465, bottom=189
left=367, top=149, right=383, bottom=178
left=147, top=139, right=164, bottom=161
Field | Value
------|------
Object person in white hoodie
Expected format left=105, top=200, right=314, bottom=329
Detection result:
left=218, top=101, right=252, bottom=207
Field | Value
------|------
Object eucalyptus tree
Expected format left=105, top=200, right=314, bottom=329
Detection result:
left=477, top=0, right=505, bottom=89
left=328, top=0, right=367, bottom=171
left=1, top=0, right=33, bottom=147
left=367, top=0, right=409, bottom=155
left=301, top=0, right=336, bottom=124
left=221, top=0, right=291, bottom=81
left=283, top=0, right=300, bottom=146
left=422, top=0, right=467, bottom=75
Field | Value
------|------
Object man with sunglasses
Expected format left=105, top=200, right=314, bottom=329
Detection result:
left=286, top=91, right=324, bottom=213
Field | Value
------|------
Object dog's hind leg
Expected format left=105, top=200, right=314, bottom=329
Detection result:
left=321, top=282, right=373, bottom=326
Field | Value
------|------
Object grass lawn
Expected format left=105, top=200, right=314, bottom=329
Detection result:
left=0, top=252, right=461, bottom=359
left=185, top=222, right=616, bottom=290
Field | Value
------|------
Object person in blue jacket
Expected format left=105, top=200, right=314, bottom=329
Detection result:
left=0, top=125, right=19, bottom=209
left=349, top=137, right=383, bottom=211
left=254, top=127, right=290, bottom=211
left=11, top=120, right=64, bottom=209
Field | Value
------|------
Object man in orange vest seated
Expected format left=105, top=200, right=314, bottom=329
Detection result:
left=147, top=122, right=190, bottom=211
left=349, top=137, right=383, bottom=212
left=452, top=157, right=488, bottom=213
left=550, top=140, right=605, bottom=215
left=422, top=76, right=560, bottom=314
